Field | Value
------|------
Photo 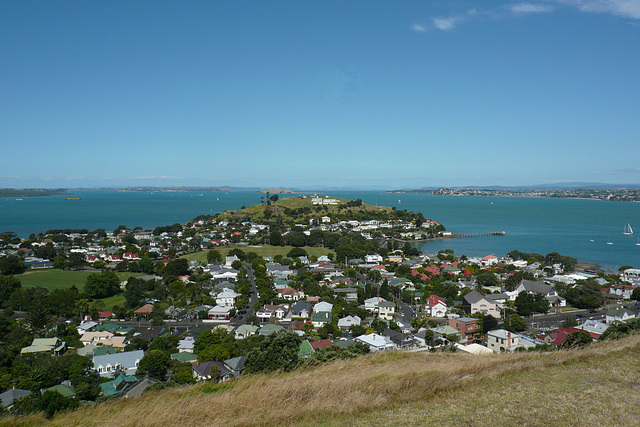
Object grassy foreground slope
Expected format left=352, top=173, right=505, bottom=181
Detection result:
left=6, top=336, right=640, bottom=427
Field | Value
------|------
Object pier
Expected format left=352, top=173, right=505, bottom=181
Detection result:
left=457, top=231, right=506, bottom=237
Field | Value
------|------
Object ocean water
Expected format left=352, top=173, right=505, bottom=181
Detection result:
left=2, top=190, right=639, bottom=269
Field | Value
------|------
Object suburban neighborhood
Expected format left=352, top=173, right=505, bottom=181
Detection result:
left=1, top=196, right=639, bottom=418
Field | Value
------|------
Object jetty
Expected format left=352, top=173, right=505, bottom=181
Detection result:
left=456, top=231, right=506, bottom=237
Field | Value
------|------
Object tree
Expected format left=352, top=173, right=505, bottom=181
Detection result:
left=163, top=258, right=189, bottom=280
left=564, top=279, right=604, bottom=309
left=287, top=247, right=308, bottom=259
left=562, top=330, right=593, bottom=348
left=502, top=314, right=527, bottom=332
left=370, top=318, right=387, bottom=334
left=84, top=271, right=121, bottom=299
left=137, top=349, right=171, bottom=380
left=207, top=249, right=223, bottom=264
left=631, top=287, right=640, bottom=301
left=476, top=270, right=499, bottom=287
left=0, top=275, right=21, bottom=306
left=269, top=231, right=282, bottom=246
left=515, top=291, right=549, bottom=316
left=36, top=390, right=78, bottom=418
left=0, top=255, right=25, bottom=275
left=244, top=331, right=302, bottom=374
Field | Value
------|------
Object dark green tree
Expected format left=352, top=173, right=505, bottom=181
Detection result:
left=137, top=349, right=171, bottom=381
left=0, top=275, right=21, bottom=306
left=562, top=330, right=593, bottom=348
left=0, top=255, right=25, bottom=275
left=84, top=271, right=121, bottom=299
left=515, top=291, right=549, bottom=316
left=244, top=331, right=302, bottom=374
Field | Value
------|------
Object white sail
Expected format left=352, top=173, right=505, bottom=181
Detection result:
left=623, top=223, right=633, bottom=235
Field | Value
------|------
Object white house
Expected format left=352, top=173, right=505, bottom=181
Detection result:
left=93, top=350, right=144, bottom=377
left=313, top=301, right=333, bottom=313
left=365, top=254, right=383, bottom=264
left=214, top=288, right=241, bottom=307
left=337, top=315, right=361, bottom=330
left=487, top=329, right=519, bottom=352
left=364, top=297, right=387, bottom=311
left=354, top=333, right=394, bottom=352
left=424, top=295, right=447, bottom=318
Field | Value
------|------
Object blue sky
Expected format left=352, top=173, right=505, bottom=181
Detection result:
left=1, top=1, right=639, bottom=189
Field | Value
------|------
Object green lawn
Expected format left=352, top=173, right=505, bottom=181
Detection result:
left=17, top=269, right=135, bottom=291
left=184, top=245, right=334, bottom=264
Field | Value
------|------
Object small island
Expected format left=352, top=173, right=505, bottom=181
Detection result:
left=0, top=188, right=68, bottom=198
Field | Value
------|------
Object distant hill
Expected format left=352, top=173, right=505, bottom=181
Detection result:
left=9, top=335, right=640, bottom=426
left=390, top=182, right=640, bottom=192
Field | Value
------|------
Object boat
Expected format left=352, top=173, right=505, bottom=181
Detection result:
left=589, top=238, right=594, bottom=243
left=623, top=223, right=633, bottom=235
left=607, top=236, right=613, bottom=245
left=65, top=197, right=81, bottom=201
left=636, top=237, right=640, bottom=246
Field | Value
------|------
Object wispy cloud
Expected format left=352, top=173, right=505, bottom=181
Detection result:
left=419, top=0, right=639, bottom=33
left=430, top=9, right=479, bottom=31
left=555, top=0, right=640, bottom=19
left=510, top=3, right=555, bottom=14
left=431, top=16, right=464, bottom=31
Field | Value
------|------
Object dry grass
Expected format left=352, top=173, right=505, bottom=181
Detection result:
left=4, top=336, right=640, bottom=427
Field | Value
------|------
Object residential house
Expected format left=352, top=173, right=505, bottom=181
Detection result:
left=377, top=301, right=396, bottom=321
left=513, top=280, right=566, bottom=307
left=290, top=301, right=313, bottom=318
left=208, top=305, right=232, bottom=320
left=337, top=315, right=361, bottom=330
left=605, top=307, right=636, bottom=325
left=259, top=324, right=284, bottom=336
left=21, top=338, right=67, bottom=356
left=100, top=373, right=138, bottom=397
left=462, top=291, right=501, bottom=318
left=223, top=356, right=245, bottom=379
left=235, top=324, right=260, bottom=339
left=424, top=295, right=447, bottom=318
left=354, top=333, right=395, bottom=352
left=622, top=268, right=640, bottom=284
left=277, top=286, right=303, bottom=301
left=364, top=297, right=387, bottom=311
left=481, top=254, right=498, bottom=266
left=256, top=304, right=288, bottom=322
left=214, top=288, right=241, bottom=307
left=487, top=329, right=519, bottom=352
left=311, top=311, right=333, bottom=328
left=313, top=301, right=333, bottom=313
left=298, top=340, right=315, bottom=359
left=382, top=329, right=417, bottom=349
left=93, top=350, right=144, bottom=377
left=365, top=254, right=383, bottom=264
left=177, top=336, right=195, bottom=353
left=449, top=317, right=481, bottom=342
left=387, top=253, right=403, bottom=263
left=193, top=361, right=231, bottom=382
left=0, top=389, right=30, bottom=409
left=333, top=287, right=359, bottom=302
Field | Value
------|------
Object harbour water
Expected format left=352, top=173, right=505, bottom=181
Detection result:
left=2, top=190, right=639, bottom=270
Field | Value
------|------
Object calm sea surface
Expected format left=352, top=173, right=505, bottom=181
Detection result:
left=2, top=190, right=639, bottom=269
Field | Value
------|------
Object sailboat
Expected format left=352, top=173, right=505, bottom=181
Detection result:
left=607, top=236, right=613, bottom=245
left=623, top=223, right=633, bottom=235
left=636, top=237, right=640, bottom=246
